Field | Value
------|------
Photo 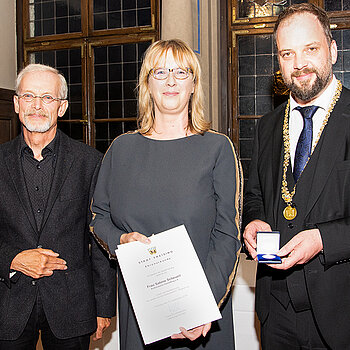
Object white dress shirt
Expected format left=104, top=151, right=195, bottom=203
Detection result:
left=289, top=75, right=337, bottom=170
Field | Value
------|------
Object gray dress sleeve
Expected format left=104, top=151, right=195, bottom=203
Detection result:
left=204, top=135, right=243, bottom=306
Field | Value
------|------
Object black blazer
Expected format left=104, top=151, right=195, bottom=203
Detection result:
left=0, top=130, right=116, bottom=340
left=243, top=87, right=350, bottom=350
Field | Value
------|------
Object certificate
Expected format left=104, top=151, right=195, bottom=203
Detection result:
left=115, top=225, right=222, bottom=344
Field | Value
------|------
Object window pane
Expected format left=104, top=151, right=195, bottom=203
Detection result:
left=95, top=121, right=137, bottom=153
left=29, top=0, right=82, bottom=37
left=93, top=41, right=151, bottom=120
left=332, top=29, right=350, bottom=90
left=324, top=0, right=350, bottom=11
left=28, top=48, right=83, bottom=125
left=238, top=34, right=278, bottom=116
left=93, top=0, right=151, bottom=30
left=58, top=122, right=84, bottom=142
left=93, top=41, right=151, bottom=150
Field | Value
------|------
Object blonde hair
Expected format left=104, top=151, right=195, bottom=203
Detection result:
left=137, top=39, right=210, bottom=134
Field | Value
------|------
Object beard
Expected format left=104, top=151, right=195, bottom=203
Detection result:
left=23, top=111, right=52, bottom=133
left=281, top=58, right=333, bottom=102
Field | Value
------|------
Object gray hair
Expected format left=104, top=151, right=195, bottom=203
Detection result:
left=16, top=64, right=68, bottom=99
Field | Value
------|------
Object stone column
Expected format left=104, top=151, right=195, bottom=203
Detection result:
left=161, top=0, right=194, bottom=48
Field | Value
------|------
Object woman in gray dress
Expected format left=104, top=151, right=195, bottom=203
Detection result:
left=90, top=39, right=242, bottom=350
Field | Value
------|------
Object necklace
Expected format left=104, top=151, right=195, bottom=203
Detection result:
left=281, top=80, right=342, bottom=220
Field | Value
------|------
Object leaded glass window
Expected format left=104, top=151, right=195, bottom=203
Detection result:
left=20, top=0, right=159, bottom=150
left=93, top=0, right=152, bottom=30
left=29, top=0, right=82, bottom=37
left=325, top=0, right=350, bottom=12
left=93, top=41, right=151, bottom=152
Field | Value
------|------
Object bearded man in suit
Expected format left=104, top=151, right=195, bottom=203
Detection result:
left=0, top=64, right=116, bottom=349
left=243, top=3, right=350, bottom=349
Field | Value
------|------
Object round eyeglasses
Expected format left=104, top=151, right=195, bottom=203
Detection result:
left=150, top=67, right=193, bottom=80
left=17, top=93, right=64, bottom=104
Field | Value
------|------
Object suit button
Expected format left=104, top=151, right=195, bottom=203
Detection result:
left=37, top=245, right=42, bottom=249
left=288, top=223, right=294, bottom=229
left=31, top=280, right=37, bottom=286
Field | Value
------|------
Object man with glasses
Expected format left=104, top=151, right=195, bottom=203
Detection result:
left=0, top=64, right=116, bottom=349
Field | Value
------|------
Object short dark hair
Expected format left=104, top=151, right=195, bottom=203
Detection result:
left=274, top=3, right=332, bottom=46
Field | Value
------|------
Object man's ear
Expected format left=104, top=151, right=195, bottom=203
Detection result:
left=58, top=99, right=68, bottom=117
left=330, top=39, right=338, bottom=65
left=13, top=95, right=19, bottom=114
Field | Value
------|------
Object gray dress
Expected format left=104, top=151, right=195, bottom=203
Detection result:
left=91, top=131, right=242, bottom=350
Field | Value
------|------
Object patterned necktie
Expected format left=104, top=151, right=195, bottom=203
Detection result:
left=293, top=105, right=319, bottom=182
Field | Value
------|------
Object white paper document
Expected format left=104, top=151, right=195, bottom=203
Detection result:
left=115, top=225, right=222, bottom=344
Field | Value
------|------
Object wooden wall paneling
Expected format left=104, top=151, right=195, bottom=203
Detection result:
left=0, top=88, right=18, bottom=144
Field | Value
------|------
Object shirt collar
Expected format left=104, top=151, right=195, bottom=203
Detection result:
left=290, top=75, right=337, bottom=112
left=20, top=131, right=59, bottom=159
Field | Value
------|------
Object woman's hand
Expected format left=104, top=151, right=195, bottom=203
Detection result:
left=171, top=322, right=211, bottom=341
left=120, top=232, right=151, bottom=244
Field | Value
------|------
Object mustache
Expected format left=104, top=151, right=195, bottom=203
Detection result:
left=24, top=110, right=48, bottom=118
left=291, top=68, right=317, bottom=78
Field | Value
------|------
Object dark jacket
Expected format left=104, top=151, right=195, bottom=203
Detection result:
left=0, top=130, right=116, bottom=340
left=243, top=87, right=350, bottom=350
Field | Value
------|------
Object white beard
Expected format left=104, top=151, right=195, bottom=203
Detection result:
left=23, top=115, right=52, bottom=133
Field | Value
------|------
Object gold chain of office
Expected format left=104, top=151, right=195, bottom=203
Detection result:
left=281, top=79, right=342, bottom=220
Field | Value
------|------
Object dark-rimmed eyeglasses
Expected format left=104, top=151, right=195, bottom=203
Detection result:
left=150, top=67, right=193, bottom=80
left=17, top=93, right=64, bottom=105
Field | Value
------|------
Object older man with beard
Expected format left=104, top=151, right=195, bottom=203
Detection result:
left=243, top=3, right=350, bottom=350
left=0, top=64, right=116, bottom=349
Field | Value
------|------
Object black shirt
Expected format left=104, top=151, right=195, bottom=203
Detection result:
left=20, top=132, right=58, bottom=231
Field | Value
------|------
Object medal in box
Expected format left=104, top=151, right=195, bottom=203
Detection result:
left=257, top=231, right=282, bottom=264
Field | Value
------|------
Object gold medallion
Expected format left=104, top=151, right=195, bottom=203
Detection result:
left=283, top=205, right=297, bottom=220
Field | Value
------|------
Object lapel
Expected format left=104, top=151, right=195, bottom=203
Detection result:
left=271, top=103, right=286, bottom=226
left=40, top=130, right=75, bottom=233
left=4, top=135, right=38, bottom=236
left=305, top=89, right=350, bottom=216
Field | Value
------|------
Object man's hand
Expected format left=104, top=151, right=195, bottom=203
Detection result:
left=270, top=228, right=323, bottom=270
left=120, top=232, right=150, bottom=245
left=10, top=248, right=67, bottom=279
left=93, top=317, right=111, bottom=341
left=171, top=322, right=211, bottom=341
left=243, top=219, right=272, bottom=259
